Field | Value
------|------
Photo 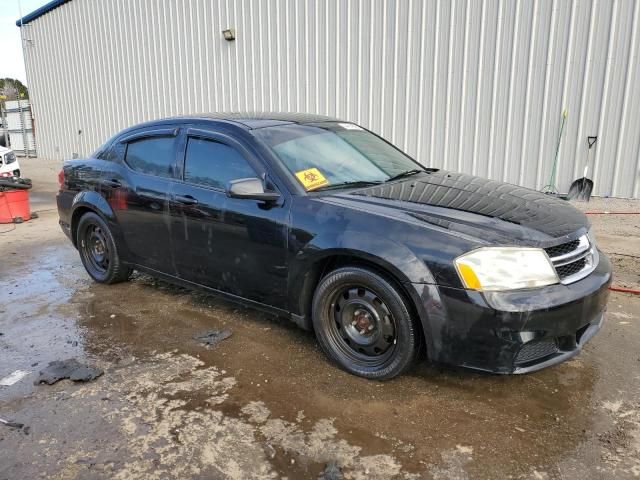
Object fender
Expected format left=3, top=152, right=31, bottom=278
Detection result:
left=295, top=229, right=436, bottom=284
left=288, top=229, right=439, bottom=338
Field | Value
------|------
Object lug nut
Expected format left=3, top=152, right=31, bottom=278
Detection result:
left=351, top=320, right=357, bottom=326
left=367, top=325, right=374, bottom=331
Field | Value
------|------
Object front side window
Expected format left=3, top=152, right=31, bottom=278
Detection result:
left=125, top=136, right=176, bottom=178
left=252, top=122, right=424, bottom=191
left=184, top=137, right=256, bottom=189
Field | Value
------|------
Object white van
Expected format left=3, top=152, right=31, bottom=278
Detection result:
left=0, top=147, right=21, bottom=177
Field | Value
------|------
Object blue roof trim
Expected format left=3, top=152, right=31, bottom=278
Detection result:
left=16, top=0, right=72, bottom=27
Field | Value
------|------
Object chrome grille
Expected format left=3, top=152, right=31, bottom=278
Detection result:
left=555, top=258, right=587, bottom=278
left=544, top=234, right=598, bottom=284
left=544, top=239, right=580, bottom=258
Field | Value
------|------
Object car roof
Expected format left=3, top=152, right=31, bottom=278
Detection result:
left=141, top=112, right=342, bottom=131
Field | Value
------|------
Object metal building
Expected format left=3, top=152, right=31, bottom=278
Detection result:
left=18, top=0, right=640, bottom=197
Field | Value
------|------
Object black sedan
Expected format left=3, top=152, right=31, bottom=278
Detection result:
left=56, top=113, right=611, bottom=379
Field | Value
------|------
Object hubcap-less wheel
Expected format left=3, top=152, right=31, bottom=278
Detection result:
left=81, top=224, right=110, bottom=274
left=312, top=267, right=420, bottom=379
left=328, top=286, right=397, bottom=366
left=76, top=212, right=131, bottom=284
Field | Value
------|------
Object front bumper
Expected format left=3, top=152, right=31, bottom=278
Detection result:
left=411, top=251, right=612, bottom=374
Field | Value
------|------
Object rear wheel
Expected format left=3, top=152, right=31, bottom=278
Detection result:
left=77, top=212, right=131, bottom=284
left=312, top=267, right=419, bottom=380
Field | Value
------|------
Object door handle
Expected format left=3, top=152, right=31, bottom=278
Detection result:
left=174, top=194, right=198, bottom=205
left=102, top=179, right=122, bottom=188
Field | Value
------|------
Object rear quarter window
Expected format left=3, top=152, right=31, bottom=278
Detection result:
left=94, top=145, right=113, bottom=160
left=125, top=136, right=176, bottom=178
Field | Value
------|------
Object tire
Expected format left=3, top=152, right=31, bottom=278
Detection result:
left=312, top=266, right=420, bottom=380
left=76, top=212, right=131, bottom=284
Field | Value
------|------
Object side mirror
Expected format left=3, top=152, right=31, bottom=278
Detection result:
left=227, top=177, right=281, bottom=203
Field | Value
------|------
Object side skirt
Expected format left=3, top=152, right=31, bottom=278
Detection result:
left=128, top=263, right=293, bottom=321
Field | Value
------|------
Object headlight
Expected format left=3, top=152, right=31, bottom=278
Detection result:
left=454, top=247, right=559, bottom=291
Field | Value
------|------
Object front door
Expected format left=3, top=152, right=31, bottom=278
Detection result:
left=169, top=128, right=289, bottom=309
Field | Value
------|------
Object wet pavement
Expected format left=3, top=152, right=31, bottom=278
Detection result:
left=0, top=159, right=639, bottom=479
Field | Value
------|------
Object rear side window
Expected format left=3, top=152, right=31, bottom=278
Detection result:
left=184, top=137, right=256, bottom=189
left=125, top=136, right=176, bottom=178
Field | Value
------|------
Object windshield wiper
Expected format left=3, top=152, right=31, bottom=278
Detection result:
left=313, top=180, right=383, bottom=192
left=385, top=169, right=424, bottom=183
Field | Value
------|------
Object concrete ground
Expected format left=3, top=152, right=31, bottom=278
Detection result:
left=1, top=157, right=639, bottom=479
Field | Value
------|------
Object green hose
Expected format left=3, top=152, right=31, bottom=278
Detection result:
left=542, top=109, right=568, bottom=194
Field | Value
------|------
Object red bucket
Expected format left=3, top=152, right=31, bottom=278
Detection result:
left=0, top=189, right=31, bottom=224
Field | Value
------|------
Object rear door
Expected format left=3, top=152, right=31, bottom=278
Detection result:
left=169, top=128, right=289, bottom=308
left=101, top=126, right=179, bottom=273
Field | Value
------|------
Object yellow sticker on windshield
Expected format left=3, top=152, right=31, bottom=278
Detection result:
left=295, top=168, right=330, bottom=191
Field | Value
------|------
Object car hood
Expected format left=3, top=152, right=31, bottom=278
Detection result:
left=0, top=146, right=11, bottom=155
left=334, top=170, right=589, bottom=246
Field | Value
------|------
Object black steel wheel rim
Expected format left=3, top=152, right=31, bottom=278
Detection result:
left=325, top=286, right=397, bottom=366
left=81, top=224, right=110, bottom=274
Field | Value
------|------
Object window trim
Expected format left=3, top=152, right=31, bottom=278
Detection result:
left=119, top=127, right=179, bottom=145
left=122, top=130, right=180, bottom=179
left=178, top=128, right=261, bottom=192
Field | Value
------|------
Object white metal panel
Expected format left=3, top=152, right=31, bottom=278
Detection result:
left=4, top=100, right=37, bottom=155
left=5, top=100, right=31, bottom=110
left=8, top=131, right=37, bottom=153
left=6, top=111, right=33, bottom=131
left=20, top=0, right=640, bottom=197
left=8, top=132, right=26, bottom=152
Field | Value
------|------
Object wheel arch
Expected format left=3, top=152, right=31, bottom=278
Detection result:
left=70, top=206, right=91, bottom=246
left=69, top=191, right=121, bottom=248
left=290, top=249, right=431, bottom=359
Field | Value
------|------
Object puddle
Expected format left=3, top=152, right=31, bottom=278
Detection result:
left=0, top=246, right=88, bottom=399
left=69, top=264, right=600, bottom=477
left=2, top=231, right=638, bottom=478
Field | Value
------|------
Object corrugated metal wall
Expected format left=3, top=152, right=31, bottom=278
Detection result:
left=21, top=0, right=640, bottom=197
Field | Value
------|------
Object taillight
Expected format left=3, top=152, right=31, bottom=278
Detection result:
left=58, top=169, right=65, bottom=188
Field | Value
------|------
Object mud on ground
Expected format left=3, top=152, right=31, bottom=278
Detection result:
left=1, top=158, right=639, bottom=479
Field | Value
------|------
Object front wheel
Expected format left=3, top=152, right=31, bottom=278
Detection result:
left=76, top=212, right=131, bottom=284
left=312, top=267, right=420, bottom=380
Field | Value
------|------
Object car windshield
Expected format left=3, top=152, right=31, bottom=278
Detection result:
left=252, top=122, right=425, bottom=191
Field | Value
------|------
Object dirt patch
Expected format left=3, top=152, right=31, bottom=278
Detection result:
left=608, top=253, right=640, bottom=290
